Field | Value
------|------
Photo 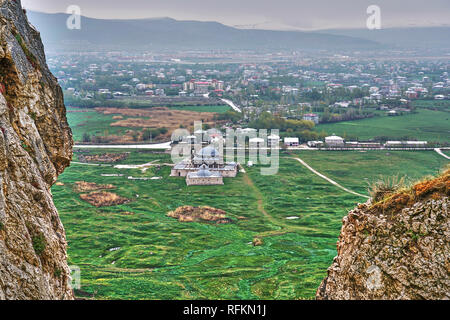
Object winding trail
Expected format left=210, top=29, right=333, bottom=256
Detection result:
left=242, top=172, right=318, bottom=238
left=434, top=148, right=450, bottom=160
left=289, top=157, right=370, bottom=199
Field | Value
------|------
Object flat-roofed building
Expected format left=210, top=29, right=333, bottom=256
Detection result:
left=303, top=113, right=320, bottom=124
left=325, top=135, right=345, bottom=147
left=284, top=137, right=299, bottom=147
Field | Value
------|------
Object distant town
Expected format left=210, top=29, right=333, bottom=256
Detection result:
left=47, top=50, right=450, bottom=148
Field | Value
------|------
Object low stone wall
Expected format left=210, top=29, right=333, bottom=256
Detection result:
left=171, top=167, right=238, bottom=178
left=222, top=170, right=237, bottom=178
left=186, top=177, right=224, bottom=186
left=170, top=169, right=188, bottom=177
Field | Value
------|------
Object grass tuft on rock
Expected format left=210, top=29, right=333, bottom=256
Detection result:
left=370, top=166, right=450, bottom=215
left=32, top=234, right=46, bottom=256
left=14, top=33, right=39, bottom=70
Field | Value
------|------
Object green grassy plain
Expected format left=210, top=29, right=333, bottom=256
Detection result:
left=52, top=149, right=448, bottom=300
left=292, top=150, right=448, bottom=195
left=316, top=109, right=450, bottom=142
left=67, top=108, right=136, bottom=142
left=412, top=99, right=450, bottom=112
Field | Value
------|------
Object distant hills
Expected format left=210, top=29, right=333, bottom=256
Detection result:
left=316, top=27, right=450, bottom=50
left=26, top=11, right=377, bottom=52
left=26, top=11, right=450, bottom=52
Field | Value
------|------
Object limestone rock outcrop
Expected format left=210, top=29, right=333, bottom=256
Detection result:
left=317, top=169, right=449, bottom=300
left=0, top=0, right=73, bottom=299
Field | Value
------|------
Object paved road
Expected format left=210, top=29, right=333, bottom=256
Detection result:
left=74, top=142, right=172, bottom=150
left=435, top=148, right=450, bottom=160
left=290, top=157, right=370, bottom=199
left=221, top=98, right=242, bottom=113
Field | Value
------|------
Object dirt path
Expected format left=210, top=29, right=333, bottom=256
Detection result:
left=289, top=157, right=370, bottom=199
left=242, top=174, right=271, bottom=221
left=71, top=162, right=113, bottom=167
left=72, top=160, right=174, bottom=170
left=242, top=172, right=317, bottom=238
left=434, top=148, right=450, bottom=160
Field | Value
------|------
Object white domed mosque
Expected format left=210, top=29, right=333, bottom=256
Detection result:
left=171, top=146, right=238, bottom=186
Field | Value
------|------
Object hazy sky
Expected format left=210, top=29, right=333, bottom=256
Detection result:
left=22, top=0, right=450, bottom=30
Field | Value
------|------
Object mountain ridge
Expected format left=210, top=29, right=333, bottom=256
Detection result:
left=26, top=11, right=381, bottom=52
left=316, top=27, right=450, bottom=49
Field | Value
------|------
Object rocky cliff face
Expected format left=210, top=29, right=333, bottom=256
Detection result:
left=317, top=169, right=449, bottom=300
left=0, top=0, right=73, bottom=299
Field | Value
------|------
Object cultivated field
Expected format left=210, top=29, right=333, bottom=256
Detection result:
left=52, top=149, right=448, bottom=300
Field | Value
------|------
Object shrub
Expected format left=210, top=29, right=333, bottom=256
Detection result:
left=29, top=111, right=37, bottom=121
left=32, top=234, right=46, bottom=256
left=82, top=132, right=91, bottom=143
left=54, top=269, right=62, bottom=278
left=21, top=141, right=32, bottom=153
left=368, top=176, right=407, bottom=202
left=142, top=127, right=168, bottom=141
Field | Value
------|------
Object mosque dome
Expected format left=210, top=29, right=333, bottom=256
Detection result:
left=197, top=146, right=220, bottom=158
left=197, top=164, right=213, bottom=177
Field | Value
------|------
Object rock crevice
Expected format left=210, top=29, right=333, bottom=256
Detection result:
left=0, top=0, right=73, bottom=300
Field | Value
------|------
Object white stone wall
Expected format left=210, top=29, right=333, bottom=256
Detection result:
left=171, top=167, right=238, bottom=178
left=186, top=177, right=224, bottom=186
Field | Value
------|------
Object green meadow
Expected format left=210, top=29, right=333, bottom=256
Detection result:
left=316, top=109, right=450, bottom=142
left=412, top=99, right=450, bottom=112
left=66, top=108, right=135, bottom=142
left=294, top=150, right=449, bottom=195
left=52, top=149, right=448, bottom=300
